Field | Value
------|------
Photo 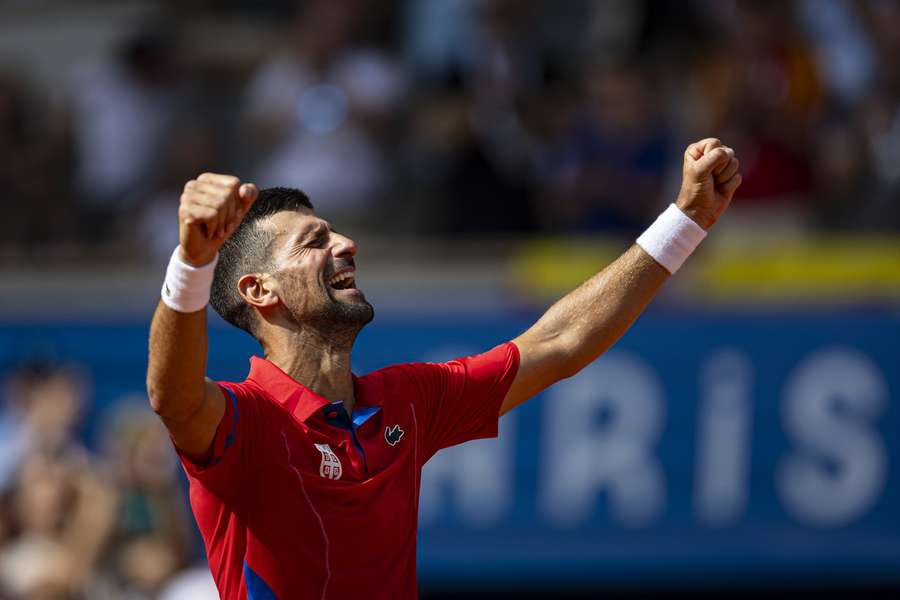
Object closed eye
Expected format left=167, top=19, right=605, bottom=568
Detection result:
left=308, top=236, right=327, bottom=249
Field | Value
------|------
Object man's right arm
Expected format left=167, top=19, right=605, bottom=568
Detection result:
left=147, top=300, right=225, bottom=456
left=146, top=174, right=258, bottom=456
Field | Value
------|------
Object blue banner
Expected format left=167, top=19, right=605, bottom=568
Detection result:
left=2, top=311, right=898, bottom=586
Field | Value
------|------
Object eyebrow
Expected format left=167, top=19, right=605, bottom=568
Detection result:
left=291, top=222, right=330, bottom=246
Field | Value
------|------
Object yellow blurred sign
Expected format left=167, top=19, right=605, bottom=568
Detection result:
left=511, top=236, right=900, bottom=304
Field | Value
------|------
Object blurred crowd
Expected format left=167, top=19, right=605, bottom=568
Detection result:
left=0, top=361, right=215, bottom=600
left=1, top=0, right=899, bottom=261
left=0, top=3, right=897, bottom=598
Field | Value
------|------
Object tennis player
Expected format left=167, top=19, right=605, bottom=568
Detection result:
left=146, top=138, right=740, bottom=599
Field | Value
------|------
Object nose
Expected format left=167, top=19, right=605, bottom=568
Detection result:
left=331, top=232, right=356, bottom=258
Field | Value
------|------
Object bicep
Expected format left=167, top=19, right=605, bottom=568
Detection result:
left=500, top=333, right=572, bottom=416
left=162, top=379, right=226, bottom=456
left=501, top=247, right=670, bottom=415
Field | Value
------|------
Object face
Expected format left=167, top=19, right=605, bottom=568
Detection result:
left=261, top=210, right=373, bottom=332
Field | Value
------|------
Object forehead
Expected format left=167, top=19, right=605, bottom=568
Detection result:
left=261, top=209, right=330, bottom=243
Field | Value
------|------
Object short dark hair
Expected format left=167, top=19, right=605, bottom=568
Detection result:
left=210, top=187, right=313, bottom=337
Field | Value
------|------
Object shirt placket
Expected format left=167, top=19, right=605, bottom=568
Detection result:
left=322, top=402, right=369, bottom=475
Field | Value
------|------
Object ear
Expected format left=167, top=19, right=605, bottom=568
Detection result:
left=237, top=273, right=280, bottom=310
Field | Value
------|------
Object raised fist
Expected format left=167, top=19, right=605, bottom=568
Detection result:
left=177, top=173, right=259, bottom=266
left=675, top=138, right=742, bottom=230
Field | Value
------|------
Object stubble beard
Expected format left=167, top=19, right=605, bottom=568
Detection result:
left=281, top=275, right=374, bottom=347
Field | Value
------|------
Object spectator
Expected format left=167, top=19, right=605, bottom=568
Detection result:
left=0, top=74, right=72, bottom=254
left=402, top=74, right=538, bottom=234
left=721, top=1, right=820, bottom=209
left=158, top=566, right=218, bottom=600
left=241, top=0, right=402, bottom=222
left=136, top=124, right=222, bottom=262
left=90, top=399, right=193, bottom=599
left=0, top=452, right=117, bottom=599
left=0, top=362, right=89, bottom=491
left=69, top=24, right=181, bottom=242
left=536, top=61, right=671, bottom=235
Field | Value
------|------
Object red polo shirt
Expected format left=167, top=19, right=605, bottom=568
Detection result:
left=177, top=342, right=519, bottom=600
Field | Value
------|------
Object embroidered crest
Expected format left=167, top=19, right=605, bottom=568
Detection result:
left=385, top=424, right=405, bottom=446
left=314, top=443, right=342, bottom=480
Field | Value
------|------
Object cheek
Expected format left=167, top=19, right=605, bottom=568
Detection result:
left=279, top=265, right=327, bottom=309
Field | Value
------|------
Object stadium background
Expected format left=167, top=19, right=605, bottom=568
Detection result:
left=0, top=0, right=898, bottom=598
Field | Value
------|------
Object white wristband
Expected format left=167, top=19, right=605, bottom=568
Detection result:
left=636, top=204, right=707, bottom=274
left=161, top=248, right=218, bottom=313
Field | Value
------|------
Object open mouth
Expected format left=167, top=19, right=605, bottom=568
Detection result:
left=327, top=270, right=356, bottom=291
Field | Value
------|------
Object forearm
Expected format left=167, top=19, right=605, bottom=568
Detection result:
left=503, top=138, right=741, bottom=415
left=146, top=301, right=209, bottom=421
left=516, top=245, right=668, bottom=379
left=146, top=174, right=257, bottom=452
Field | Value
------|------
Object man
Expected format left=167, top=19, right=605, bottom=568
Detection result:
left=147, top=138, right=741, bottom=599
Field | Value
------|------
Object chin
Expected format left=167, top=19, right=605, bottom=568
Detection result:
left=332, top=295, right=375, bottom=325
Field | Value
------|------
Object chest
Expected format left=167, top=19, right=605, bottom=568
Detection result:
left=275, top=400, right=419, bottom=486
left=248, top=401, right=421, bottom=555
left=238, top=402, right=423, bottom=594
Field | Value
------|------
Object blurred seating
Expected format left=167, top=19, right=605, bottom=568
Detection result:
left=0, top=0, right=895, bottom=266
left=0, top=364, right=201, bottom=599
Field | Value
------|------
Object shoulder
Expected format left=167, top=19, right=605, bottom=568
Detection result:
left=355, top=363, right=438, bottom=409
left=357, top=343, right=520, bottom=389
left=214, top=378, right=264, bottom=400
left=357, top=363, right=422, bottom=390
left=212, top=378, right=282, bottom=421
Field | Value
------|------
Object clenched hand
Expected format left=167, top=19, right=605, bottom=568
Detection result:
left=675, top=138, right=742, bottom=230
left=178, top=173, right=259, bottom=267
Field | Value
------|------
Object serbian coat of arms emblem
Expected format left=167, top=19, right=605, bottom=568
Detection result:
left=314, top=443, right=342, bottom=480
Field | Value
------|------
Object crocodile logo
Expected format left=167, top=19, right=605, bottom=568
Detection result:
left=385, top=424, right=405, bottom=446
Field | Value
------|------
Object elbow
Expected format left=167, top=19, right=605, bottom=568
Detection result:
left=553, top=335, right=610, bottom=381
left=554, top=357, right=585, bottom=382
left=146, top=372, right=206, bottom=423
left=146, top=375, right=184, bottom=421
left=556, top=362, right=582, bottom=382
left=538, top=346, right=583, bottom=385
left=145, top=376, right=167, bottom=416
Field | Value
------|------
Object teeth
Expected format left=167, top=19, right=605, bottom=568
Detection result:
left=328, top=271, right=355, bottom=286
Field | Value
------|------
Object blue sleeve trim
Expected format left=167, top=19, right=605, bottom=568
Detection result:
left=244, top=561, right=278, bottom=600
left=222, top=386, right=240, bottom=451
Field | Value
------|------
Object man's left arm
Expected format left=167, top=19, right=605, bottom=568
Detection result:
left=501, top=138, right=742, bottom=415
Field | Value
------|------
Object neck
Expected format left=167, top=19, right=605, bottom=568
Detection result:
left=262, top=323, right=357, bottom=413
